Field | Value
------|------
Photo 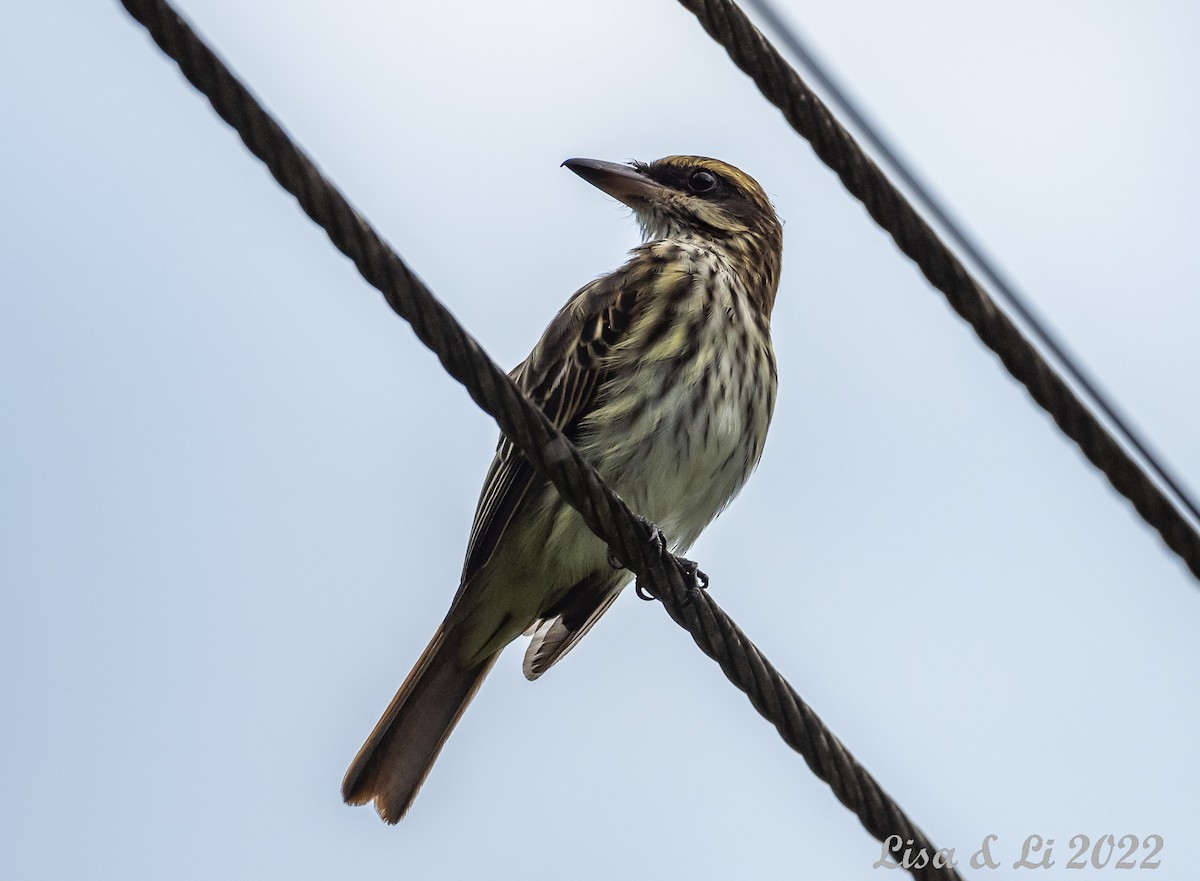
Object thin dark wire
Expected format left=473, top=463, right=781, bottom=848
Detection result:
left=744, top=0, right=1200, bottom=532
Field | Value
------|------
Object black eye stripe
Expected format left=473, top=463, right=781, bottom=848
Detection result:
left=645, top=163, right=736, bottom=201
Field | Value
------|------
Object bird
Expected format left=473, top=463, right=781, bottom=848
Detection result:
left=342, top=155, right=784, bottom=823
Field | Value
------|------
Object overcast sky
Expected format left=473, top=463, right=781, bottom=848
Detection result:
left=3, top=2, right=1199, bottom=879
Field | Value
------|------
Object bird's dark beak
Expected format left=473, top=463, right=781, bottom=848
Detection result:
left=562, top=158, right=664, bottom=207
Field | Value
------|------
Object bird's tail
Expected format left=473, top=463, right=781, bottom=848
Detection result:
left=341, top=626, right=498, bottom=823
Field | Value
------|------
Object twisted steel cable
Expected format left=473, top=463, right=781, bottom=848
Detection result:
left=117, top=0, right=961, bottom=876
left=677, top=0, right=1200, bottom=581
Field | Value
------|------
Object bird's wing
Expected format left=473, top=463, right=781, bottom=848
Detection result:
left=522, top=574, right=624, bottom=680
left=457, top=267, right=643, bottom=589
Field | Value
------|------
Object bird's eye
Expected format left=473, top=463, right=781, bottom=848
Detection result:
left=688, top=170, right=718, bottom=194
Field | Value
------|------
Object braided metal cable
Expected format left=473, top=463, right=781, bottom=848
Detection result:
left=677, top=0, right=1200, bottom=581
left=118, top=0, right=961, bottom=875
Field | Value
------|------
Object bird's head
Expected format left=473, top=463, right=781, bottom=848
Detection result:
left=564, top=155, right=782, bottom=301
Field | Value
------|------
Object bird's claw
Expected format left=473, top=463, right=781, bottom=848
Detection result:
left=606, top=548, right=625, bottom=570
left=676, top=557, right=709, bottom=608
left=633, top=551, right=709, bottom=607
left=609, top=516, right=667, bottom=571
left=635, top=515, right=668, bottom=557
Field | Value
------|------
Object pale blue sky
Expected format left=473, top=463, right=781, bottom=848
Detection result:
left=3, top=2, right=1198, bottom=879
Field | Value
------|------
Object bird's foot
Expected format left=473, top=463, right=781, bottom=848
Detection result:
left=614, top=520, right=705, bottom=609
left=608, top=514, right=667, bottom=571
left=617, top=515, right=670, bottom=602
left=676, top=556, right=710, bottom=609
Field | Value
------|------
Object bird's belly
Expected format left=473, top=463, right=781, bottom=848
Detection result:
left=582, top=348, right=773, bottom=555
left=615, top=395, right=755, bottom=549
